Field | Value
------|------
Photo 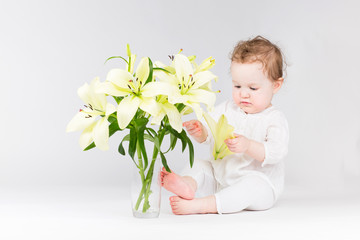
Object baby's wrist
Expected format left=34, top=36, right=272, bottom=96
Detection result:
left=244, top=138, right=252, bottom=153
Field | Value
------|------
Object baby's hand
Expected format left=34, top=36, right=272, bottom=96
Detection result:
left=224, top=133, right=250, bottom=153
left=183, top=120, right=208, bottom=143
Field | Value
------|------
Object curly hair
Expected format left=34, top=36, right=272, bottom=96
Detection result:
left=231, top=36, right=286, bottom=81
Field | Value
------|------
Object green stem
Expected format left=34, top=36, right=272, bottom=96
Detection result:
left=134, top=126, right=164, bottom=213
left=134, top=141, right=146, bottom=211
left=142, top=157, right=157, bottom=212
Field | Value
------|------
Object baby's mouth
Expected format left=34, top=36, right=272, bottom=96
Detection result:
left=240, top=101, right=251, bottom=105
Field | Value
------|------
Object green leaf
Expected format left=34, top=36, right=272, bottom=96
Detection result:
left=84, top=142, right=95, bottom=151
left=134, top=118, right=149, bottom=132
left=153, top=67, right=171, bottom=74
left=137, top=130, right=148, bottom=169
left=104, top=56, right=128, bottom=65
left=134, top=118, right=149, bottom=168
left=160, top=151, right=171, bottom=173
left=184, top=134, right=194, bottom=168
left=169, top=132, right=177, bottom=151
left=153, top=135, right=161, bottom=152
left=118, top=134, right=130, bottom=155
left=128, top=126, right=137, bottom=161
left=166, top=126, right=187, bottom=152
left=112, top=96, right=123, bottom=104
left=144, top=134, right=154, bottom=142
left=146, top=128, right=157, bottom=138
left=163, top=132, right=177, bottom=154
left=145, top=58, right=153, bottom=85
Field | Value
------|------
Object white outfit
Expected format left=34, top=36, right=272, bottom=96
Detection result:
left=183, top=100, right=289, bottom=214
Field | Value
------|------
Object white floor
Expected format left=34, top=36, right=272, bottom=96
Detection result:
left=1, top=185, right=359, bottom=240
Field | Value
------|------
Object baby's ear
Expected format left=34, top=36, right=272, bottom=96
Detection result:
left=273, top=78, right=284, bottom=93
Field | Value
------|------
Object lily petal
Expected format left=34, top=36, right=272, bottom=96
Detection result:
left=203, top=112, right=217, bottom=140
left=151, top=112, right=165, bottom=126
left=186, top=89, right=216, bottom=110
left=153, top=67, right=178, bottom=85
left=93, top=117, right=109, bottom=151
left=66, top=111, right=95, bottom=132
left=139, top=97, right=161, bottom=116
left=97, top=82, right=132, bottom=97
left=216, top=115, right=233, bottom=144
left=89, top=77, right=107, bottom=110
left=154, top=61, right=176, bottom=75
left=162, top=102, right=182, bottom=133
left=117, top=96, right=141, bottom=129
left=192, top=71, right=217, bottom=89
left=174, top=54, right=193, bottom=84
left=79, top=122, right=97, bottom=149
left=185, top=102, right=203, bottom=120
left=105, top=103, right=116, bottom=117
left=135, top=57, right=150, bottom=87
left=141, top=82, right=177, bottom=98
left=77, top=82, right=92, bottom=107
left=106, top=68, right=134, bottom=89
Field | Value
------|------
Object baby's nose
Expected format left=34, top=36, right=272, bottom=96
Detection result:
left=240, top=89, right=250, bottom=97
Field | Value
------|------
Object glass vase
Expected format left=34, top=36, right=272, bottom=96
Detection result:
left=131, top=157, right=161, bottom=218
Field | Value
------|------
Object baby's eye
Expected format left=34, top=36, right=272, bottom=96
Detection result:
left=234, top=85, right=241, bottom=89
left=250, top=87, right=258, bottom=91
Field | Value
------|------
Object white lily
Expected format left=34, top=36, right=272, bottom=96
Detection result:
left=191, top=56, right=216, bottom=74
left=66, top=77, right=116, bottom=150
left=203, top=112, right=235, bottom=160
left=154, top=54, right=218, bottom=120
left=151, top=95, right=183, bottom=133
left=98, top=57, right=176, bottom=129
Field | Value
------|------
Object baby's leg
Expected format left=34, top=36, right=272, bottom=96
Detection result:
left=215, top=175, right=275, bottom=214
left=160, top=167, right=197, bottom=200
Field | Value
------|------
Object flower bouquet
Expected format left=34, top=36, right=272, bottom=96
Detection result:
left=66, top=45, right=218, bottom=217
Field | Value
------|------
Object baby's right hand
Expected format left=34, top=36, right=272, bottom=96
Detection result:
left=183, top=120, right=208, bottom=143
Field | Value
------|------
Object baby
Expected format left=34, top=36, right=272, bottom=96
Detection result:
left=161, top=36, right=289, bottom=215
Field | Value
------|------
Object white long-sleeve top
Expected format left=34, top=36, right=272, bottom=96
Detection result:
left=201, top=100, right=289, bottom=199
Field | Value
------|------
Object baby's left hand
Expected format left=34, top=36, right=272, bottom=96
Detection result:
left=224, top=133, right=250, bottom=154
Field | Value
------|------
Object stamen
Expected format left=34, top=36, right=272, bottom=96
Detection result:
left=79, top=109, right=83, bottom=112
left=129, top=79, right=133, bottom=82
left=128, top=85, right=132, bottom=90
left=88, top=103, right=93, bottom=110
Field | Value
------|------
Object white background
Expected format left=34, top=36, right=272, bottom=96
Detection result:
left=1, top=0, right=360, bottom=239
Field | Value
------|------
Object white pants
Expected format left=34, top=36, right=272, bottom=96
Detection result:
left=182, top=159, right=275, bottom=214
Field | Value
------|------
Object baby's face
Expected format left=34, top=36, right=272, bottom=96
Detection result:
left=231, top=62, right=281, bottom=114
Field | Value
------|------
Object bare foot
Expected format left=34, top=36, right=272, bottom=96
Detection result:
left=169, top=196, right=217, bottom=215
left=160, top=167, right=196, bottom=200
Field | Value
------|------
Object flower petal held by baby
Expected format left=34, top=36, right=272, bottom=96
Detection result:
left=203, top=112, right=235, bottom=160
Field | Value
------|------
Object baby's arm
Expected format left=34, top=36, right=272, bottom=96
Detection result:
left=183, top=120, right=208, bottom=143
left=225, top=134, right=265, bottom=163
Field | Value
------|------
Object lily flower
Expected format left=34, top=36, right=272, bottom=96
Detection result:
left=98, top=57, right=176, bottom=129
left=151, top=95, right=183, bottom=133
left=154, top=54, right=218, bottom=120
left=192, top=56, right=216, bottom=74
left=66, top=77, right=116, bottom=150
left=203, top=112, right=235, bottom=160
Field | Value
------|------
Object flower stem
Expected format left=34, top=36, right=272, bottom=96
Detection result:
left=134, top=126, right=163, bottom=213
